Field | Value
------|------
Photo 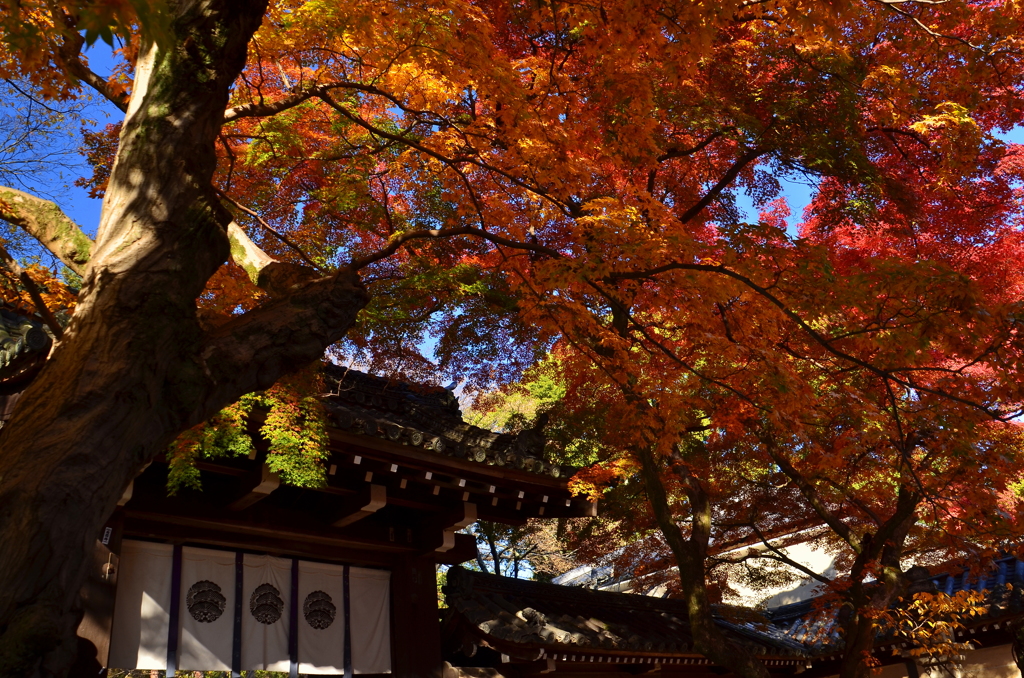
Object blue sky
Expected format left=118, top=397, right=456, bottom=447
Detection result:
left=734, top=125, right=1024, bottom=236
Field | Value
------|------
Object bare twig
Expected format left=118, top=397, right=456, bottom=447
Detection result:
left=873, top=0, right=987, bottom=53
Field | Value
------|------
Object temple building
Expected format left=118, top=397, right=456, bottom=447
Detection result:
left=50, top=354, right=595, bottom=676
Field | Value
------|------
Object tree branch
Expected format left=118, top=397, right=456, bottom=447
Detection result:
left=217, top=189, right=325, bottom=272
left=319, top=92, right=574, bottom=216
left=224, top=82, right=345, bottom=122
left=635, top=443, right=771, bottom=678
left=200, top=268, right=369, bottom=400
left=225, top=79, right=443, bottom=124
left=225, top=220, right=276, bottom=281
left=0, top=241, right=64, bottom=339
left=745, top=525, right=835, bottom=586
left=604, top=261, right=1016, bottom=419
left=348, top=225, right=558, bottom=271
left=49, top=7, right=129, bottom=112
left=873, top=0, right=986, bottom=52
left=657, top=130, right=728, bottom=162
left=678, top=147, right=765, bottom=224
left=759, top=432, right=863, bottom=554
left=0, top=187, right=93, bottom=277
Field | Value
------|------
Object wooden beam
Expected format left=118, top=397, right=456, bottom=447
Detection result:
left=123, top=512, right=409, bottom=564
left=332, top=483, right=387, bottom=528
left=326, top=429, right=569, bottom=490
left=452, top=502, right=476, bottom=529
left=435, top=534, right=477, bottom=565
left=391, top=556, right=445, bottom=677
left=435, top=502, right=476, bottom=553
left=227, top=463, right=280, bottom=511
left=436, top=530, right=457, bottom=553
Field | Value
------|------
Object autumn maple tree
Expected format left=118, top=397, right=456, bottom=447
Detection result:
left=1, top=0, right=1024, bottom=676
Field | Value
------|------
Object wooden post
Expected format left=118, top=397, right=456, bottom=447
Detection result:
left=68, top=509, right=124, bottom=677
left=391, top=555, right=444, bottom=678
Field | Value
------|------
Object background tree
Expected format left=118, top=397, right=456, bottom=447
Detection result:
left=468, top=519, right=581, bottom=581
left=552, top=286, right=1024, bottom=678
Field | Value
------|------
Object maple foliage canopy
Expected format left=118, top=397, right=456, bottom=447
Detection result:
left=2, top=0, right=1024, bottom=675
left=8, top=0, right=1022, bottom=395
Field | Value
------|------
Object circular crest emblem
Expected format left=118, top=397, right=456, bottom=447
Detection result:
left=303, top=590, right=337, bottom=630
left=250, top=583, right=284, bottom=624
left=186, top=580, right=226, bottom=623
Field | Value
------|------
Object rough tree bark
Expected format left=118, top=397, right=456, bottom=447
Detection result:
left=0, top=2, right=369, bottom=675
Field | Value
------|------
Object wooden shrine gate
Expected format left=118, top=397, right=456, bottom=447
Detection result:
left=58, top=366, right=596, bottom=677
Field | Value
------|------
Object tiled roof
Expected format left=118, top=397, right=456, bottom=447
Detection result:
left=444, top=558, right=1024, bottom=668
left=442, top=566, right=809, bottom=661
left=0, top=305, right=53, bottom=388
left=767, top=557, right=1024, bottom=655
left=322, top=365, right=575, bottom=480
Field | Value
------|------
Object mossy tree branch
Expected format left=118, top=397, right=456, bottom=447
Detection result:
left=0, top=187, right=93, bottom=277
left=0, top=184, right=307, bottom=300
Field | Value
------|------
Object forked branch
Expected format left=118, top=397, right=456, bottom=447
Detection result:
left=758, top=431, right=863, bottom=553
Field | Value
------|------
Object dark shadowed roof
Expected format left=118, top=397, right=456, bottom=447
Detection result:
left=321, top=364, right=575, bottom=480
left=0, top=305, right=53, bottom=396
left=442, top=566, right=809, bottom=665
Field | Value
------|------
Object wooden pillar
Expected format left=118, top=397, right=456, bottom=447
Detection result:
left=391, top=555, right=443, bottom=678
left=69, top=509, right=124, bottom=677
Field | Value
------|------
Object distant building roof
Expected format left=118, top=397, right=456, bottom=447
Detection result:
left=768, top=556, right=1024, bottom=658
left=442, top=566, right=808, bottom=669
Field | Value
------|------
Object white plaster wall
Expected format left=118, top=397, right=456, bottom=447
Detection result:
left=816, top=645, right=1020, bottom=678
left=723, top=539, right=838, bottom=608
left=817, top=660, right=910, bottom=678
left=937, top=645, right=1020, bottom=678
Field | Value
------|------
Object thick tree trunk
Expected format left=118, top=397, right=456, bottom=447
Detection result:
left=637, top=446, right=772, bottom=678
left=837, top=564, right=913, bottom=678
left=837, top=493, right=916, bottom=678
left=765, top=432, right=921, bottom=678
left=0, top=2, right=368, bottom=676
